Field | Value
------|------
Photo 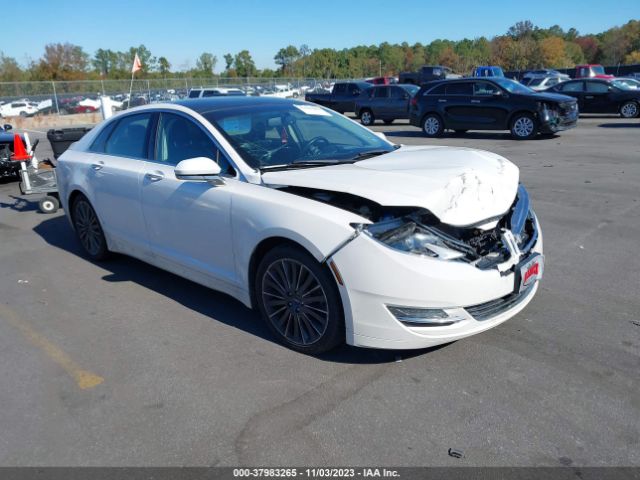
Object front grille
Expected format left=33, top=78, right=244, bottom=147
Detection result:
left=465, top=285, right=535, bottom=321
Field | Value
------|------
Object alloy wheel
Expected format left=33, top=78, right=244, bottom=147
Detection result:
left=74, top=200, right=103, bottom=256
left=361, top=111, right=373, bottom=125
left=621, top=102, right=638, bottom=118
left=423, top=116, right=440, bottom=135
left=261, top=259, right=329, bottom=346
left=513, top=116, right=535, bottom=138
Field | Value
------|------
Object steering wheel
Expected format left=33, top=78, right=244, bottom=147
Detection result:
left=302, top=136, right=331, bottom=157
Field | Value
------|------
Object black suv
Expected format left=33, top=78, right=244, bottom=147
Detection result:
left=545, top=78, right=640, bottom=118
left=409, top=78, right=578, bottom=139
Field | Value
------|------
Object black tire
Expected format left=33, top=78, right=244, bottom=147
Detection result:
left=19, top=111, right=27, bottom=117
left=620, top=101, right=639, bottom=118
left=510, top=112, right=538, bottom=140
left=360, top=109, right=374, bottom=126
left=255, top=245, right=344, bottom=354
left=453, top=129, right=468, bottom=134
left=71, top=195, right=110, bottom=261
left=39, top=195, right=59, bottom=214
left=383, top=119, right=394, bottom=125
left=422, top=113, right=444, bottom=137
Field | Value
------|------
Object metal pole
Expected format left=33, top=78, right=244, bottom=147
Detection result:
left=147, top=80, right=151, bottom=102
left=51, top=81, right=60, bottom=115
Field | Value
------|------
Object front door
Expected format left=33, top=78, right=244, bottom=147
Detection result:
left=584, top=81, right=615, bottom=113
left=140, top=111, right=238, bottom=288
left=469, top=81, right=509, bottom=128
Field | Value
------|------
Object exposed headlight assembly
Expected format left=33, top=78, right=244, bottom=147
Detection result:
left=361, top=218, right=466, bottom=260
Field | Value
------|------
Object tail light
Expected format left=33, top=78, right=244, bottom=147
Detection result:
left=410, top=97, right=418, bottom=107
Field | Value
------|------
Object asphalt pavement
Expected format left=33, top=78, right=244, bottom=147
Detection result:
left=0, top=116, right=638, bottom=466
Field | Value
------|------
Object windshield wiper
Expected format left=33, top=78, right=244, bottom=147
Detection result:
left=350, top=146, right=399, bottom=161
left=260, top=161, right=343, bottom=172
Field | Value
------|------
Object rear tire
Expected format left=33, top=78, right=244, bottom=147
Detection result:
left=39, top=196, right=59, bottom=214
left=422, top=113, right=444, bottom=137
left=360, top=109, right=374, bottom=126
left=255, top=245, right=344, bottom=354
left=620, top=101, right=639, bottom=118
left=383, top=119, right=394, bottom=125
left=510, top=113, right=538, bottom=140
left=453, top=129, right=468, bottom=134
left=71, top=195, right=110, bottom=261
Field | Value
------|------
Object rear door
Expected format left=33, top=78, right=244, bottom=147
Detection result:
left=331, top=83, right=347, bottom=111
left=442, top=82, right=474, bottom=129
left=371, top=86, right=390, bottom=118
left=89, top=112, right=153, bottom=258
left=558, top=81, right=586, bottom=109
left=140, top=111, right=238, bottom=287
left=388, top=86, right=410, bottom=118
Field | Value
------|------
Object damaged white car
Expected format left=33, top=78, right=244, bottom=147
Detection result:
left=57, top=97, right=543, bottom=354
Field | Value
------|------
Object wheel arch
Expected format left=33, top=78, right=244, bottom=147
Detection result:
left=507, top=109, right=537, bottom=127
left=247, top=235, right=333, bottom=310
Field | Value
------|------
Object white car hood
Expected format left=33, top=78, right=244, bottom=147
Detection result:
left=261, top=145, right=520, bottom=226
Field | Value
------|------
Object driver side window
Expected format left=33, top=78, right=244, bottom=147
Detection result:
left=155, top=113, right=235, bottom=175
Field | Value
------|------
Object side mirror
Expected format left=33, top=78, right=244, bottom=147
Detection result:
left=492, top=90, right=503, bottom=97
left=174, top=157, right=223, bottom=183
left=3, top=124, right=12, bottom=131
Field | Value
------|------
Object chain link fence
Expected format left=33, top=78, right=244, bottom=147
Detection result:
left=0, top=77, right=341, bottom=118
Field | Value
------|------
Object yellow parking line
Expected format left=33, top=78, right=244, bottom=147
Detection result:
left=1, top=304, right=104, bottom=390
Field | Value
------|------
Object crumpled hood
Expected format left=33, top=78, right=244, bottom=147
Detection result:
left=531, top=91, right=577, bottom=104
left=261, top=145, right=520, bottom=226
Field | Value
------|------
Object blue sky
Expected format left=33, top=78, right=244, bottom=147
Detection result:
left=4, top=0, right=638, bottom=70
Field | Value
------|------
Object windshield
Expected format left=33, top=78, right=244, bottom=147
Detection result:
left=205, top=103, right=395, bottom=169
left=492, top=78, right=535, bottom=94
left=613, top=79, right=639, bottom=90
left=592, top=66, right=606, bottom=75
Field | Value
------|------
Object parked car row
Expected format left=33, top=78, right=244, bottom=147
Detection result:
left=306, top=72, right=638, bottom=140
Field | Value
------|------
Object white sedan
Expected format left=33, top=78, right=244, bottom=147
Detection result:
left=57, top=97, right=543, bottom=354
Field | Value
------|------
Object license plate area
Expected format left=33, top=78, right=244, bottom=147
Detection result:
left=514, top=253, right=544, bottom=293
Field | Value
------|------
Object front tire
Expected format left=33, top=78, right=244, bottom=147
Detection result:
left=71, top=195, right=110, bottom=261
left=255, top=245, right=344, bottom=354
left=620, top=101, right=639, bottom=118
left=422, top=113, right=444, bottom=137
left=360, top=109, right=374, bottom=126
left=510, top=113, right=538, bottom=140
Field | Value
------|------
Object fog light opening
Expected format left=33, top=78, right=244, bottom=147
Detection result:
left=387, top=305, right=462, bottom=327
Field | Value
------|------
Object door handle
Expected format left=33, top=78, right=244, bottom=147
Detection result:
left=145, top=172, right=164, bottom=182
left=438, top=99, right=447, bottom=103
left=91, top=161, right=104, bottom=171
left=585, top=95, right=594, bottom=99
left=470, top=100, right=481, bottom=103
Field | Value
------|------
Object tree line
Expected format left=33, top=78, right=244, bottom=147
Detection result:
left=1, top=19, right=638, bottom=82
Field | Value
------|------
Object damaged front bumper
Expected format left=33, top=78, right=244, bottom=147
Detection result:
left=330, top=190, right=544, bottom=350
left=538, top=101, right=578, bottom=133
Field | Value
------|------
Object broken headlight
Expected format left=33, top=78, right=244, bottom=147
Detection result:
left=361, top=218, right=465, bottom=260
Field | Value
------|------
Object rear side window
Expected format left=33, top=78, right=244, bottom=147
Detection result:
left=446, top=83, right=473, bottom=95
left=586, top=82, right=609, bottom=93
left=104, top=113, right=152, bottom=158
left=333, top=83, right=347, bottom=94
left=374, top=87, right=389, bottom=98
left=202, top=90, right=220, bottom=97
left=425, top=84, right=446, bottom=95
left=561, top=81, right=584, bottom=92
left=89, top=121, right=118, bottom=153
left=390, top=87, right=407, bottom=98
left=188, top=90, right=201, bottom=98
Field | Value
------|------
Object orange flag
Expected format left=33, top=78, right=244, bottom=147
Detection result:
left=131, top=53, right=142, bottom=74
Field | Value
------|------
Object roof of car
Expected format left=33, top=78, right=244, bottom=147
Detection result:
left=175, top=96, right=303, bottom=114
